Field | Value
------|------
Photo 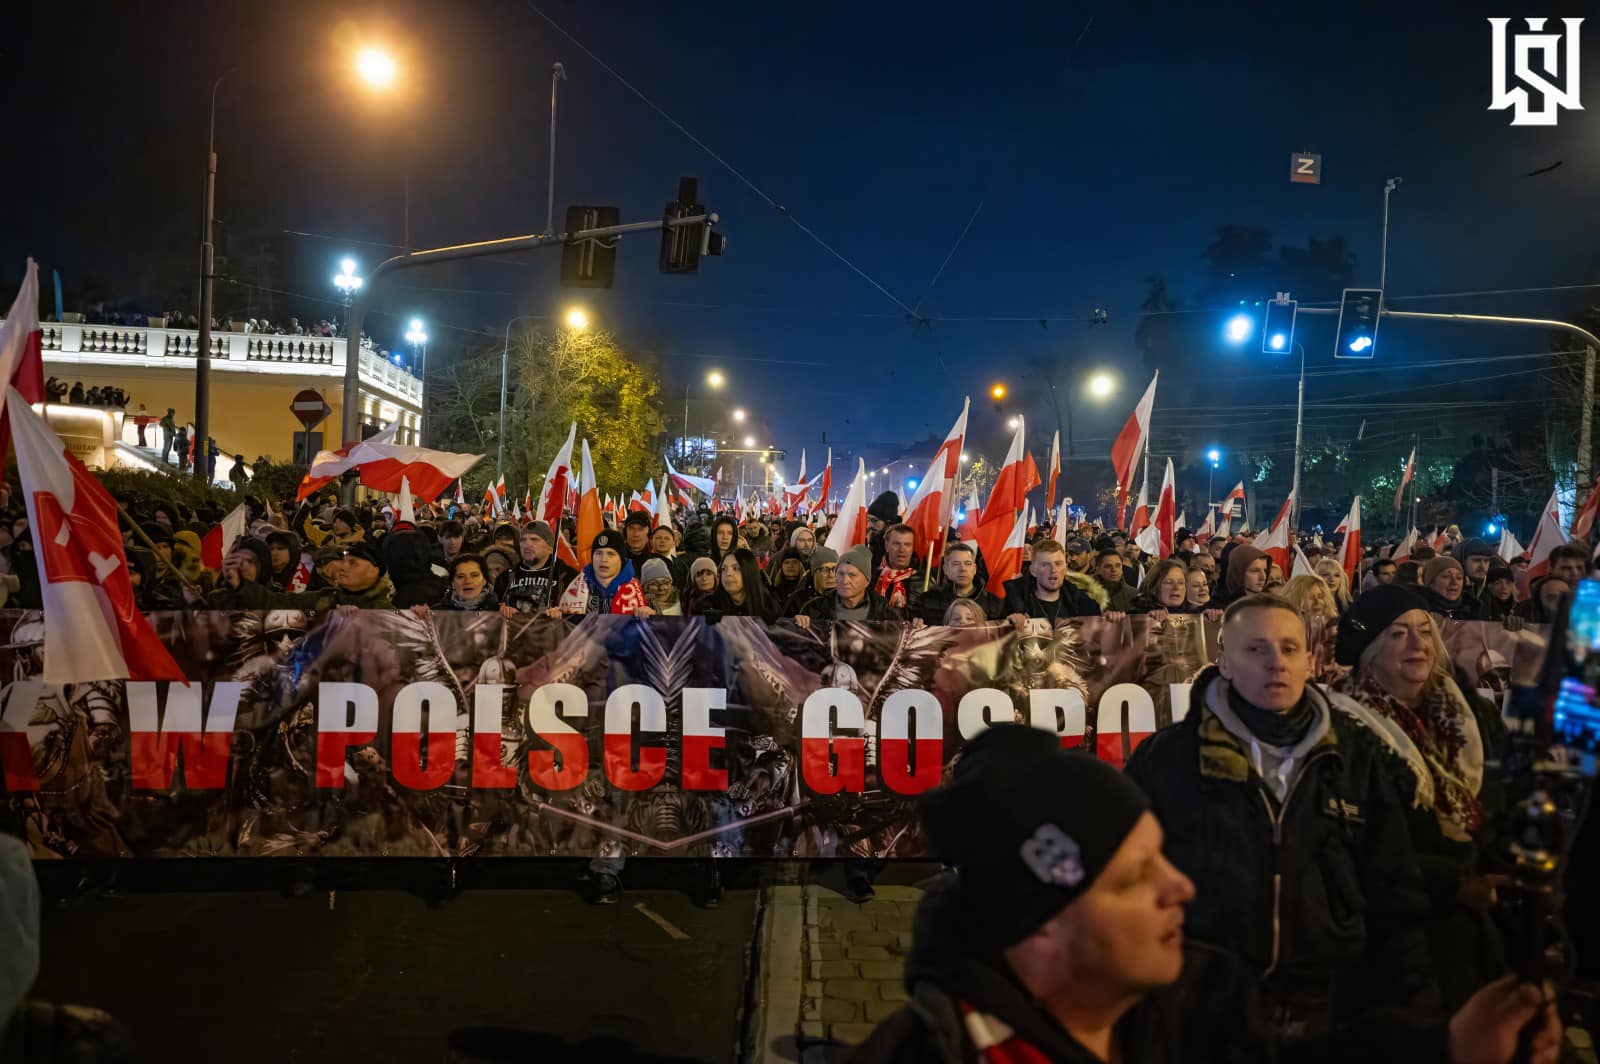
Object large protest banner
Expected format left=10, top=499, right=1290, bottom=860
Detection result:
left=0, top=610, right=1546, bottom=861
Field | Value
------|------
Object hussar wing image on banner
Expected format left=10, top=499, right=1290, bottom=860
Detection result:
left=0, top=609, right=1538, bottom=861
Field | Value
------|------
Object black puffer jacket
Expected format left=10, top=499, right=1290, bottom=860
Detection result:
left=1419, top=586, right=1477, bottom=621
left=382, top=529, right=448, bottom=609
left=798, top=590, right=902, bottom=622
left=1124, top=668, right=1439, bottom=1042
left=909, top=582, right=1004, bottom=625
left=1000, top=573, right=1102, bottom=620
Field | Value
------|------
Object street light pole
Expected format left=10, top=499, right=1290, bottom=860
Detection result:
left=1290, top=341, right=1306, bottom=532
left=546, top=63, right=567, bottom=237
left=194, top=73, right=228, bottom=483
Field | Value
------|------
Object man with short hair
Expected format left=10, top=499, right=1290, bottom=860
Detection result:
left=622, top=510, right=660, bottom=578
left=1003, top=541, right=1104, bottom=629
left=1125, top=595, right=1439, bottom=1046
left=1209, top=535, right=1227, bottom=561
left=876, top=524, right=921, bottom=609
left=796, top=545, right=902, bottom=626
left=1455, top=539, right=1497, bottom=605
left=1372, top=557, right=1398, bottom=586
left=437, top=520, right=465, bottom=565
left=497, top=521, right=574, bottom=618
left=559, top=530, right=651, bottom=616
left=911, top=542, right=1001, bottom=625
left=1548, top=543, right=1586, bottom=587
left=866, top=491, right=900, bottom=568
left=333, top=543, right=394, bottom=608
left=1064, top=537, right=1094, bottom=574
left=1092, top=548, right=1137, bottom=613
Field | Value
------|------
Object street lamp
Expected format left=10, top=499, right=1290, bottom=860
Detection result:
left=743, top=435, right=755, bottom=447
left=990, top=383, right=1007, bottom=401
left=334, top=258, right=364, bottom=307
left=682, top=370, right=725, bottom=467
left=564, top=306, right=589, bottom=331
left=355, top=47, right=398, bottom=89
left=1007, top=416, right=1020, bottom=429
left=732, top=408, right=746, bottom=423
left=1087, top=372, right=1115, bottom=400
left=1224, top=312, right=1255, bottom=345
left=405, top=317, right=428, bottom=444
left=1206, top=447, right=1221, bottom=506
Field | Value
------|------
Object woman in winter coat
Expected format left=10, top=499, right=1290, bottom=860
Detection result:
left=766, top=546, right=809, bottom=606
left=705, top=548, right=779, bottom=622
left=1334, top=584, right=1507, bottom=1010
left=417, top=554, right=501, bottom=614
left=682, top=556, right=721, bottom=617
left=1128, top=559, right=1219, bottom=621
left=1419, top=556, right=1477, bottom=621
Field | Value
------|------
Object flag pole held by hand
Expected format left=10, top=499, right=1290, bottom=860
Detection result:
left=116, top=502, right=199, bottom=589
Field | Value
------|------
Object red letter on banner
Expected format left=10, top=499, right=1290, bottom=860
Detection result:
left=878, top=690, right=943, bottom=795
left=126, top=681, right=241, bottom=789
left=1028, top=689, right=1087, bottom=750
left=0, top=681, right=43, bottom=792
left=471, top=684, right=517, bottom=788
left=801, top=688, right=865, bottom=795
left=390, top=682, right=457, bottom=791
left=1095, top=683, right=1157, bottom=767
left=315, top=682, right=379, bottom=787
left=528, top=683, right=588, bottom=790
left=681, top=687, right=727, bottom=791
left=603, top=684, right=667, bottom=791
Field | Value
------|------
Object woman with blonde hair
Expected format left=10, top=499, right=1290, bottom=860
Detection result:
left=1334, top=584, right=1506, bottom=1010
left=1313, top=555, right=1353, bottom=608
left=1278, top=574, right=1340, bottom=679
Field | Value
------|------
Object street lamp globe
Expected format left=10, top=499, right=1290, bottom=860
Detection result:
left=732, top=408, right=746, bottom=423
left=990, top=383, right=1007, bottom=401
left=1224, top=312, right=1254, bottom=345
left=564, top=307, right=589, bottom=331
left=355, top=48, right=398, bottom=89
left=707, top=370, right=726, bottom=389
left=743, top=435, right=755, bottom=447
left=1206, top=448, right=1221, bottom=466
left=405, top=319, right=427, bottom=346
left=333, top=259, right=363, bottom=304
left=1007, top=416, right=1020, bottom=429
left=1087, top=372, right=1115, bottom=399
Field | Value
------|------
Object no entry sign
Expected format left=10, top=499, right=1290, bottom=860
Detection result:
left=290, top=389, right=333, bottom=429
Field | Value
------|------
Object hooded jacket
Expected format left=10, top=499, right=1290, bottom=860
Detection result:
left=1124, top=667, right=1439, bottom=1041
left=558, top=559, right=649, bottom=615
left=1213, top=544, right=1268, bottom=608
left=382, top=529, right=449, bottom=609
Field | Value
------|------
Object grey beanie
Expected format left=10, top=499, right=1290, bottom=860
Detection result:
left=640, top=558, right=672, bottom=584
left=839, top=545, right=874, bottom=580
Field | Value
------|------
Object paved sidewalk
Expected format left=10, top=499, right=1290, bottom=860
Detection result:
left=752, top=868, right=931, bottom=1063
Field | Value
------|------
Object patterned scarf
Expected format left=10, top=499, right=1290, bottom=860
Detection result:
left=1352, top=672, right=1484, bottom=839
left=956, top=1000, right=1055, bottom=1064
left=875, top=566, right=916, bottom=608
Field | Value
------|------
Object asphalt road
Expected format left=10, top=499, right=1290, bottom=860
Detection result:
left=31, top=866, right=760, bottom=1064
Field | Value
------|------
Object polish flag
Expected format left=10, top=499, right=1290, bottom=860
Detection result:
left=1195, top=505, right=1214, bottom=541
left=398, top=476, right=416, bottom=525
left=983, top=506, right=1029, bottom=597
left=957, top=485, right=982, bottom=544
left=1174, top=510, right=1188, bottom=538
left=1392, top=527, right=1419, bottom=563
left=782, top=450, right=809, bottom=517
left=1291, top=544, right=1316, bottom=580
left=1055, top=497, right=1070, bottom=540
left=1519, top=489, right=1567, bottom=599
left=521, top=489, right=532, bottom=520
left=1129, top=477, right=1151, bottom=538
left=903, top=399, right=969, bottom=566
left=0, top=261, right=46, bottom=464
left=1394, top=447, right=1415, bottom=512
left=1430, top=529, right=1448, bottom=553
left=980, top=416, right=1038, bottom=533
left=1134, top=515, right=1161, bottom=558
left=1336, top=496, right=1362, bottom=583
left=481, top=486, right=495, bottom=513
left=628, top=491, right=647, bottom=514
left=663, top=454, right=716, bottom=497
left=454, top=479, right=466, bottom=509
left=822, top=459, right=870, bottom=554
left=1046, top=430, right=1061, bottom=511
left=199, top=502, right=249, bottom=570
left=494, top=475, right=509, bottom=517
left=576, top=439, right=603, bottom=567
left=1218, top=482, right=1245, bottom=535
left=1267, top=488, right=1296, bottom=535
left=1498, top=527, right=1525, bottom=563
left=6, top=389, right=183, bottom=683
left=1573, top=477, right=1600, bottom=542
left=1110, top=372, right=1158, bottom=510
left=654, top=480, right=674, bottom=531
left=816, top=451, right=832, bottom=516
left=1252, top=518, right=1291, bottom=576
left=1154, top=458, right=1176, bottom=558
left=296, top=422, right=481, bottom=502
left=537, top=422, right=577, bottom=525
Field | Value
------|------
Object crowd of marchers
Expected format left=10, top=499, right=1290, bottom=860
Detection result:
left=0, top=480, right=1581, bottom=1063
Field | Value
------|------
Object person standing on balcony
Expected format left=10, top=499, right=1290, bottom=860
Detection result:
left=228, top=454, right=248, bottom=492
left=205, top=438, right=220, bottom=483
left=157, top=408, right=176, bottom=461
left=174, top=424, right=190, bottom=472
left=67, top=381, right=84, bottom=404
left=133, top=403, right=154, bottom=447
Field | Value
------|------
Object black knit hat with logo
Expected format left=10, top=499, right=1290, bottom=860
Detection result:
left=1335, top=583, right=1429, bottom=667
left=920, top=724, right=1150, bottom=948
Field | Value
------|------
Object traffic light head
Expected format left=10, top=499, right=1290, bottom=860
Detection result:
left=1334, top=288, right=1382, bottom=360
left=1262, top=297, right=1297, bottom=354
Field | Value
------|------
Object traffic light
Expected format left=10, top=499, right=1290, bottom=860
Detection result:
left=1262, top=295, right=1297, bottom=354
left=560, top=205, right=620, bottom=288
left=1334, top=288, right=1382, bottom=360
left=660, top=177, right=706, bottom=274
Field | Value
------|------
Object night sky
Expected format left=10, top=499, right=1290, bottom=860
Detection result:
left=4, top=0, right=1596, bottom=499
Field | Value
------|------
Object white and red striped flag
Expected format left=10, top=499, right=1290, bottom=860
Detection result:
left=903, top=398, right=969, bottom=566
left=1572, top=476, right=1600, bottom=542
left=6, top=389, right=183, bottom=683
left=200, top=502, right=249, bottom=570
left=1394, top=447, right=1415, bottom=512
left=957, top=485, right=982, bottom=545
left=1498, top=527, right=1524, bottom=563
left=494, top=475, right=509, bottom=517
left=816, top=450, right=833, bottom=517
left=1110, top=372, right=1158, bottom=521
left=1218, top=481, right=1245, bottom=537
left=297, top=422, right=481, bottom=502
left=398, top=475, right=416, bottom=525
left=1519, top=488, right=1567, bottom=599
left=575, top=440, right=603, bottom=566
left=1154, top=458, right=1176, bottom=558
left=1252, top=517, right=1291, bottom=576
left=1392, top=527, right=1419, bottom=563
left=1336, top=496, right=1362, bottom=583
left=1268, top=488, right=1296, bottom=535
left=537, top=423, right=577, bottom=525
left=983, top=506, right=1030, bottom=597
left=0, top=261, right=46, bottom=465
left=1129, top=477, right=1151, bottom=539
left=663, top=453, right=716, bottom=497
left=1046, top=430, right=1061, bottom=512
left=454, top=479, right=466, bottom=509
left=822, top=460, right=870, bottom=554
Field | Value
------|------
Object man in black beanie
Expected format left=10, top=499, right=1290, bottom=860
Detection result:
left=866, top=490, right=900, bottom=569
left=852, top=724, right=1194, bottom=1063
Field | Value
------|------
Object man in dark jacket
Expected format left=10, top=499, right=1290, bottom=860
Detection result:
left=1002, top=540, right=1103, bottom=627
left=1091, top=547, right=1137, bottom=613
left=621, top=510, right=661, bottom=578
left=851, top=724, right=1560, bottom=1064
left=496, top=521, right=573, bottom=618
left=1453, top=538, right=1497, bottom=606
left=911, top=541, right=1002, bottom=624
left=797, top=545, right=902, bottom=625
left=866, top=491, right=900, bottom=570
left=382, top=525, right=448, bottom=608
left=1124, top=594, right=1440, bottom=1048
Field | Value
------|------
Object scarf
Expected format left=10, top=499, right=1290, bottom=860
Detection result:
left=1352, top=672, right=1484, bottom=839
left=449, top=588, right=493, bottom=610
left=956, top=999, right=1057, bottom=1064
left=1226, top=681, right=1315, bottom=747
left=875, top=565, right=915, bottom=608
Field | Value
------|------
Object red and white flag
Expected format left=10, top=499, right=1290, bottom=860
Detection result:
left=1336, top=496, right=1362, bottom=583
left=0, top=261, right=46, bottom=464
left=822, top=460, right=870, bottom=554
left=1573, top=477, right=1600, bottom=542
left=454, top=479, right=466, bottom=508
left=398, top=475, right=416, bottom=525
left=1291, top=544, right=1316, bottom=580
left=297, top=422, right=481, bottom=502
left=903, top=399, right=969, bottom=566
left=1154, top=458, right=1176, bottom=558
left=1519, top=488, right=1567, bottom=599
left=957, top=485, right=982, bottom=545
left=1110, top=371, right=1158, bottom=508
left=663, top=453, right=716, bottom=497
left=1498, top=527, right=1525, bottom=563
left=1392, top=527, right=1419, bottom=563
left=984, top=506, right=1029, bottom=597
left=642, top=479, right=656, bottom=510
left=654, top=479, right=674, bottom=531
left=1268, top=488, right=1296, bottom=535
left=199, top=502, right=249, bottom=570
left=536, top=423, right=578, bottom=525
left=1195, top=505, right=1215, bottom=541
left=6, top=389, right=183, bottom=683
left=1046, top=430, right=1061, bottom=511
left=494, top=475, right=509, bottom=517
left=1218, top=482, right=1244, bottom=537
left=816, top=450, right=833, bottom=517
left=1394, top=447, right=1415, bottom=512
left=1252, top=518, right=1291, bottom=576
left=481, top=485, right=495, bottom=512
left=628, top=491, right=647, bottom=514
left=576, top=440, right=603, bottom=567
left=1430, top=528, right=1448, bottom=553
left=1129, top=477, right=1151, bottom=538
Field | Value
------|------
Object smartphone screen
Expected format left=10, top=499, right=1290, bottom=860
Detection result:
left=1552, top=578, right=1600, bottom=753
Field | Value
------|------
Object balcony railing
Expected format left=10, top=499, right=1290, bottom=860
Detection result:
left=32, top=320, right=422, bottom=406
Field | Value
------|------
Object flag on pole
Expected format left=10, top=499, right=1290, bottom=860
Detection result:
left=1252, top=518, right=1291, bottom=577
left=200, top=503, right=250, bottom=570
left=1394, top=447, right=1416, bottom=512
left=1519, top=488, right=1567, bottom=599
left=6, top=389, right=183, bottom=683
left=494, top=475, right=508, bottom=517
left=398, top=475, right=416, bottom=525
left=1393, top=527, right=1419, bottom=563
left=537, top=422, right=577, bottom=525
left=481, top=485, right=495, bottom=513
left=902, top=399, right=969, bottom=566
left=822, top=460, right=870, bottom=554
left=984, top=506, right=1030, bottom=597
left=296, top=423, right=480, bottom=503
left=1498, top=527, right=1524, bottom=562
left=454, top=479, right=466, bottom=509
left=1110, top=372, right=1159, bottom=515
left=1046, top=430, right=1061, bottom=511
left=1195, top=504, right=1215, bottom=541
left=1154, top=458, right=1177, bottom=558
left=576, top=440, right=603, bottom=567
left=663, top=454, right=716, bottom=497
left=1573, top=476, right=1600, bottom=542
left=816, top=450, right=833, bottom=518
left=1291, top=544, right=1316, bottom=580
left=0, top=260, right=47, bottom=465
left=1268, top=488, right=1296, bottom=535
left=654, top=480, right=674, bottom=530
left=1130, top=477, right=1151, bottom=538
left=1336, top=496, right=1362, bottom=583
left=957, top=485, right=982, bottom=545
